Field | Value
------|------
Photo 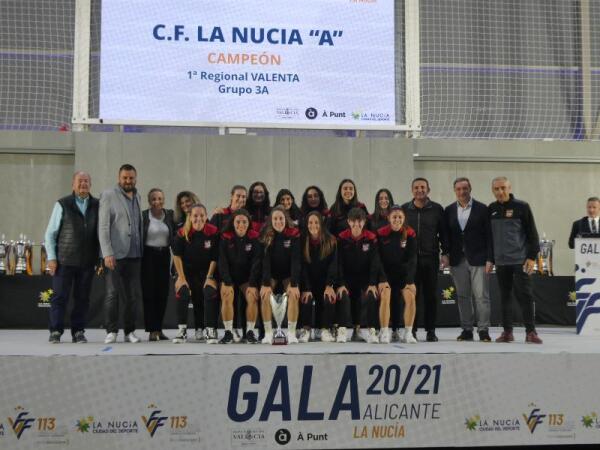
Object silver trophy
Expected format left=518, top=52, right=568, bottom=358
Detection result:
left=270, top=293, right=289, bottom=345
left=14, top=234, right=27, bottom=274
left=0, top=234, right=7, bottom=274
left=535, top=235, right=555, bottom=276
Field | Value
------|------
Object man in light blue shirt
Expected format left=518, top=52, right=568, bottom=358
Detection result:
left=44, top=171, right=99, bottom=344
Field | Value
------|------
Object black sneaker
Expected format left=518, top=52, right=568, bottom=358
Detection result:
left=219, top=330, right=234, bottom=344
left=72, top=331, right=87, bottom=343
left=426, top=330, right=438, bottom=342
left=479, top=330, right=492, bottom=342
left=457, top=329, right=474, bottom=341
left=245, top=330, right=258, bottom=344
left=158, top=331, right=170, bottom=341
left=49, top=331, right=61, bottom=344
left=351, top=328, right=365, bottom=342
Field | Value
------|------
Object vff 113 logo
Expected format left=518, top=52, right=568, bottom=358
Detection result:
left=142, top=404, right=187, bottom=438
left=8, top=406, right=55, bottom=439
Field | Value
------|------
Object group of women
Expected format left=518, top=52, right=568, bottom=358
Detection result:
left=141, top=179, right=418, bottom=345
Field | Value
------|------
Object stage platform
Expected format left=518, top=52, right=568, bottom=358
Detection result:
left=0, top=326, right=592, bottom=356
left=1, top=327, right=599, bottom=450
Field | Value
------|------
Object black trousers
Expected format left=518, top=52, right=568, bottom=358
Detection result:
left=176, top=269, right=206, bottom=328
left=299, top=283, right=337, bottom=329
left=496, top=264, right=536, bottom=333
left=414, top=256, right=439, bottom=332
left=347, top=283, right=377, bottom=328
left=104, top=258, right=142, bottom=335
left=49, top=264, right=94, bottom=335
left=141, top=246, right=170, bottom=332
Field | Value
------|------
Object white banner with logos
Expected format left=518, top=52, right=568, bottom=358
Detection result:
left=575, top=237, right=600, bottom=335
left=99, top=0, right=397, bottom=128
left=1, top=353, right=600, bottom=449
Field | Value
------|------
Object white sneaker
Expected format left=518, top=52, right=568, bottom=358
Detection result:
left=379, top=328, right=391, bottom=344
left=287, top=331, right=299, bottom=344
left=195, top=328, right=205, bottom=342
left=233, top=329, right=243, bottom=343
left=321, top=329, right=335, bottom=343
left=404, top=330, right=418, bottom=344
left=261, top=331, right=273, bottom=344
left=104, top=332, right=117, bottom=344
left=206, top=328, right=218, bottom=344
left=391, top=329, right=401, bottom=342
left=367, top=328, right=379, bottom=344
left=124, top=332, right=140, bottom=343
left=336, top=327, right=347, bottom=343
left=298, top=329, right=311, bottom=343
left=173, top=328, right=187, bottom=344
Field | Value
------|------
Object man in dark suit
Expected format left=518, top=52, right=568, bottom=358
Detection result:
left=568, top=197, right=600, bottom=249
left=441, top=177, right=493, bottom=342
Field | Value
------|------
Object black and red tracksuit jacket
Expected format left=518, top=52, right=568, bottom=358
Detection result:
left=328, top=202, right=369, bottom=237
left=218, top=229, right=262, bottom=288
left=261, top=227, right=301, bottom=287
left=172, top=223, right=219, bottom=273
left=301, top=238, right=338, bottom=292
left=377, top=224, right=417, bottom=286
left=248, top=206, right=270, bottom=234
left=210, top=207, right=234, bottom=233
left=337, top=228, right=380, bottom=288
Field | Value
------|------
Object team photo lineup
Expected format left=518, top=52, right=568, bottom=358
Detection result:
left=45, top=164, right=550, bottom=346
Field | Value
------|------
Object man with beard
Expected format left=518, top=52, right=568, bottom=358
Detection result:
left=99, top=164, right=144, bottom=344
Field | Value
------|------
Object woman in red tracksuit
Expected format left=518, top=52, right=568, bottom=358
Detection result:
left=259, top=205, right=301, bottom=344
left=377, top=205, right=418, bottom=344
left=218, top=209, right=262, bottom=344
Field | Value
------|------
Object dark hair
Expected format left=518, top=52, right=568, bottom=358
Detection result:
left=411, top=177, right=430, bottom=189
left=453, top=177, right=472, bottom=189
left=119, top=163, right=136, bottom=173
left=303, top=211, right=336, bottom=263
left=330, top=179, right=359, bottom=216
left=275, top=189, right=302, bottom=221
left=147, top=187, right=164, bottom=203
left=246, top=181, right=271, bottom=221
left=587, top=197, right=600, bottom=203
left=222, top=208, right=252, bottom=236
left=174, top=190, right=200, bottom=224
left=300, top=185, right=328, bottom=214
left=260, top=205, right=296, bottom=249
left=372, top=188, right=394, bottom=224
left=347, top=207, right=367, bottom=222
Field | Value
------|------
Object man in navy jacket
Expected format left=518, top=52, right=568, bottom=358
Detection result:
left=442, top=178, right=493, bottom=342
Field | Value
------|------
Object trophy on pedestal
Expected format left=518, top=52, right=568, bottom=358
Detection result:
left=25, top=239, right=34, bottom=275
left=270, top=293, right=289, bottom=345
left=14, top=234, right=27, bottom=274
left=0, top=234, right=8, bottom=274
left=535, top=234, right=555, bottom=276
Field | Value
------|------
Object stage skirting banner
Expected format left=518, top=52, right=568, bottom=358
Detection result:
left=99, top=0, right=397, bottom=127
left=575, top=237, right=600, bottom=335
left=1, top=353, right=599, bottom=449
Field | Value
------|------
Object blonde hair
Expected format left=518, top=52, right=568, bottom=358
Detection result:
left=182, top=204, right=207, bottom=242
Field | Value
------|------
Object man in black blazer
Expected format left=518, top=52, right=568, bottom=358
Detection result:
left=568, top=197, right=600, bottom=249
left=441, top=177, right=493, bottom=342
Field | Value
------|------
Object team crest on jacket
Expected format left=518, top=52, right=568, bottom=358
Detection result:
left=283, top=240, right=291, bottom=248
left=204, top=241, right=212, bottom=249
left=362, top=243, right=370, bottom=252
left=506, top=209, right=513, bottom=218
left=245, top=244, right=252, bottom=251
left=401, top=240, right=407, bottom=248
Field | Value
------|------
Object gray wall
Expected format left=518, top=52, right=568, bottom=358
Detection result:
left=1, top=131, right=598, bottom=275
